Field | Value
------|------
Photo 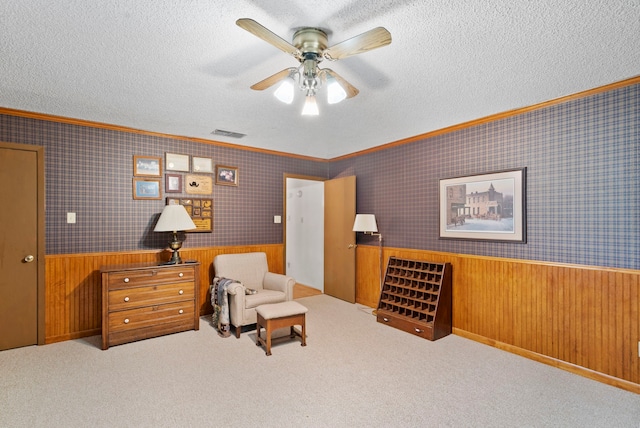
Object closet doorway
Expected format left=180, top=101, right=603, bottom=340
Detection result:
left=0, top=142, right=45, bottom=350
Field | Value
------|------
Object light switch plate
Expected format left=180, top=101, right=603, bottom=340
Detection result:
left=67, top=212, right=76, bottom=224
left=274, top=215, right=282, bottom=224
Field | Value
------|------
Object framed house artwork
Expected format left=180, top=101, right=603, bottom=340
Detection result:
left=439, top=168, right=526, bottom=242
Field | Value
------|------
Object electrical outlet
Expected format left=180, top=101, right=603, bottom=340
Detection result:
left=66, top=212, right=76, bottom=224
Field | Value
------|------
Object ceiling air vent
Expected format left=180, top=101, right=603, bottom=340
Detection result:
left=211, top=129, right=246, bottom=139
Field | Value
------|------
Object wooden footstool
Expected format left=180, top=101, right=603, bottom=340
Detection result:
left=255, top=301, right=308, bottom=356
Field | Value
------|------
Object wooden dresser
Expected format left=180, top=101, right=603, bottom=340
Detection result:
left=101, top=262, right=200, bottom=350
left=376, top=256, right=452, bottom=341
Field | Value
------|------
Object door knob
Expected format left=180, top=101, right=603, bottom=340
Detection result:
left=24, top=255, right=35, bottom=263
left=347, top=244, right=356, bottom=249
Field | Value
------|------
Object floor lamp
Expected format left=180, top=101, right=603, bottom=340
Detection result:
left=352, top=214, right=383, bottom=315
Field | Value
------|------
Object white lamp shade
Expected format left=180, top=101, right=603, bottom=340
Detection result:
left=154, top=205, right=197, bottom=232
left=353, top=214, right=378, bottom=233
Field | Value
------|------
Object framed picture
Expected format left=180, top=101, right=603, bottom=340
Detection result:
left=439, top=168, right=526, bottom=242
left=185, top=174, right=213, bottom=195
left=165, top=173, right=182, bottom=193
left=215, top=165, right=238, bottom=186
left=133, top=155, right=161, bottom=177
left=133, top=178, right=162, bottom=200
left=192, top=156, right=213, bottom=173
left=165, top=153, right=190, bottom=172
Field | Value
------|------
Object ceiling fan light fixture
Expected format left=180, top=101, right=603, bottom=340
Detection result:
left=237, top=19, right=392, bottom=112
left=301, top=95, right=319, bottom=116
left=327, top=79, right=347, bottom=104
left=274, top=77, right=295, bottom=104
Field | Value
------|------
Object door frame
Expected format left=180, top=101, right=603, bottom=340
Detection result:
left=282, top=173, right=326, bottom=274
left=0, top=141, right=46, bottom=345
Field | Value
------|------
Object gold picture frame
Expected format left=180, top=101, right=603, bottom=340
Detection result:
left=215, top=165, right=238, bottom=186
left=133, top=178, right=162, bottom=200
left=133, top=155, right=161, bottom=177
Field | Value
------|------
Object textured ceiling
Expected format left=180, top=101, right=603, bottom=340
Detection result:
left=1, top=1, right=639, bottom=159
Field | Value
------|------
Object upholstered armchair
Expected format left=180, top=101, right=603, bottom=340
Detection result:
left=213, top=252, right=295, bottom=338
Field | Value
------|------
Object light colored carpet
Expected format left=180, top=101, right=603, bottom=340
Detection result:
left=1, top=294, right=638, bottom=427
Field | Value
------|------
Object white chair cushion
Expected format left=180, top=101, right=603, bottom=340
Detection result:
left=245, top=289, right=287, bottom=309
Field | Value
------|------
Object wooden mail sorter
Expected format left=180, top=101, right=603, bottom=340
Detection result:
left=376, top=256, right=452, bottom=341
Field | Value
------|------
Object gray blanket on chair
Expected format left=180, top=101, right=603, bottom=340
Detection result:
left=210, top=277, right=236, bottom=338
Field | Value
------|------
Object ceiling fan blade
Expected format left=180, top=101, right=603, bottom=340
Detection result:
left=236, top=18, right=300, bottom=59
left=323, top=69, right=359, bottom=99
left=250, top=68, right=295, bottom=91
left=323, top=27, right=391, bottom=61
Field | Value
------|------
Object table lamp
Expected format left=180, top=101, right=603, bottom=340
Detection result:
left=154, top=204, right=197, bottom=264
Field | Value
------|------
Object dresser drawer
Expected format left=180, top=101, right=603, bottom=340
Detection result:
left=107, top=266, right=195, bottom=289
left=108, top=300, right=195, bottom=333
left=377, top=310, right=434, bottom=340
left=108, top=282, right=195, bottom=311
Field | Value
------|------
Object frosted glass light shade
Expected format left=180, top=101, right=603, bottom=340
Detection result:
left=154, top=205, right=197, bottom=232
left=274, top=77, right=295, bottom=104
left=327, top=80, right=347, bottom=104
left=353, top=214, right=378, bottom=233
left=301, top=95, right=319, bottom=116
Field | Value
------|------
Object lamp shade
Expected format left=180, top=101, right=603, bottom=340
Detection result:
left=353, top=214, right=378, bottom=233
left=154, top=205, right=197, bottom=232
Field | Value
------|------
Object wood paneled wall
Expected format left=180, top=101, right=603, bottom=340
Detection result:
left=44, top=244, right=284, bottom=343
left=355, top=245, right=640, bottom=393
left=45, top=243, right=638, bottom=393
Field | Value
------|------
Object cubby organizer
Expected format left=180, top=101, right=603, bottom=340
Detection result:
left=376, top=256, right=452, bottom=341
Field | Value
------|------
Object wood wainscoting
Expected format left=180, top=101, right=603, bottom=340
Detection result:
left=355, top=245, right=640, bottom=393
left=44, top=244, right=284, bottom=344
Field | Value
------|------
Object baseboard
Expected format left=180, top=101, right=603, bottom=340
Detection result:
left=45, top=328, right=101, bottom=345
left=453, top=328, right=640, bottom=394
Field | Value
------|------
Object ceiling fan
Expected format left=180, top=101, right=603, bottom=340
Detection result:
left=236, top=18, right=392, bottom=115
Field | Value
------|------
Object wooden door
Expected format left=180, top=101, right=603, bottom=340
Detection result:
left=0, top=142, right=45, bottom=350
left=324, top=176, right=356, bottom=303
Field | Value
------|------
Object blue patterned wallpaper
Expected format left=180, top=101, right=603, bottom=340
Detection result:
left=0, top=116, right=327, bottom=253
left=0, top=82, right=637, bottom=269
left=333, top=83, right=639, bottom=269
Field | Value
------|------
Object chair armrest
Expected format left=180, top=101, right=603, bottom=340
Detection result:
left=263, top=272, right=295, bottom=301
left=226, top=281, right=244, bottom=296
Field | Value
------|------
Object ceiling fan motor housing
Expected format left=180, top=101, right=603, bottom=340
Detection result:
left=293, top=28, right=328, bottom=58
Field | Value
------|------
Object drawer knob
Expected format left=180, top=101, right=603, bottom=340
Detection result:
left=124, top=318, right=129, bottom=324
left=124, top=297, right=129, bottom=302
left=179, top=309, right=184, bottom=314
left=383, top=317, right=389, bottom=322
left=179, top=272, right=184, bottom=277
left=123, top=278, right=130, bottom=283
left=414, top=328, right=423, bottom=333
left=179, top=290, right=184, bottom=295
